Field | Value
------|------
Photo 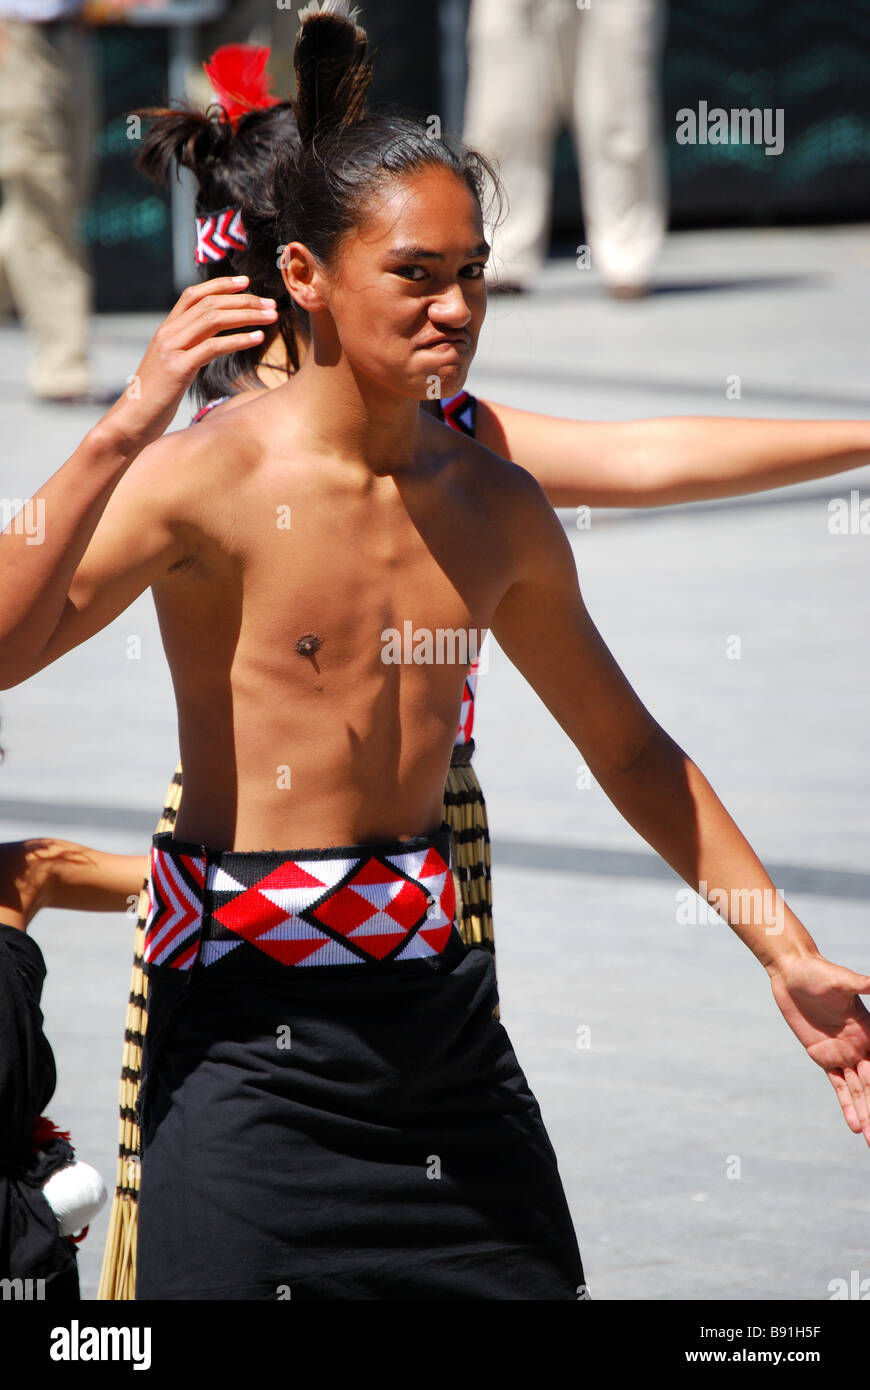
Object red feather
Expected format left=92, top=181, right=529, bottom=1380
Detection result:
left=203, top=44, right=281, bottom=126
left=31, top=1115, right=73, bottom=1152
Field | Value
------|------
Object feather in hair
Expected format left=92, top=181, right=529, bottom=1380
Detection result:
left=203, top=44, right=282, bottom=126
left=293, top=1, right=373, bottom=145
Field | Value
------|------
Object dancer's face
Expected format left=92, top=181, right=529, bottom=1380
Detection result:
left=297, top=166, right=489, bottom=400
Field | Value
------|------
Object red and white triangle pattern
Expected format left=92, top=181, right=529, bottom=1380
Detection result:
left=195, top=206, right=248, bottom=264
left=207, top=854, right=357, bottom=967
left=384, top=846, right=455, bottom=959
left=143, top=846, right=206, bottom=970
left=203, top=844, right=456, bottom=969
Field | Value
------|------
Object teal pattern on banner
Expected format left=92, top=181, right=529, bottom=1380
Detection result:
left=84, top=27, right=174, bottom=311
left=663, top=0, right=870, bottom=223
left=82, top=5, right=870, bottom=307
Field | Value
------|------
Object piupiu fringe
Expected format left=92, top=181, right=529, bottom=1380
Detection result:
left=443, top=740, right=493, bottom=952
left=97, top=763, right=182, bottom=1301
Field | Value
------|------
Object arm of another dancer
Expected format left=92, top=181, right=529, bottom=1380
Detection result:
left=0, top=278, right=276, bottom=687
left=476, top=398, right=870, bottom=507
left=490, top=472, right=870, bottom=1143
left=0, top=840, right=148, bottom=930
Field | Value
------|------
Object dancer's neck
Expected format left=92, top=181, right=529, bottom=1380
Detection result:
left=276, top=350, right=426, bottom=479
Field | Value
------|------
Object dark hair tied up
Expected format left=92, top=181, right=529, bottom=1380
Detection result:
left=135, top=96, right=305, bottom=405
left=242, top=2, right=503, bottom=278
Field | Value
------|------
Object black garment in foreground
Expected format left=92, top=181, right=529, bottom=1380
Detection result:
left=0, top=923, right=79, bottom=1296
left=136, top=829, right=585, bottom=1300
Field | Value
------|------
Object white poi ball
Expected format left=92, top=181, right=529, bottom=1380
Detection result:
left=41, top=1160, right=107, bottom=1237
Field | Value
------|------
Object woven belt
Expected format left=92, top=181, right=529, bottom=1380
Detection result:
left=144, top=827, right=458, bottom=972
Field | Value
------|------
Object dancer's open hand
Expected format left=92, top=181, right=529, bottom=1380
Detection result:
left=101, top=276, right=277, bottom=453
left=768, top=952, right=870, bottom=1145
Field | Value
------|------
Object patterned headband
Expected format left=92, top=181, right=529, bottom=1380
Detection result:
left=195, top=206, right=248, bottom=264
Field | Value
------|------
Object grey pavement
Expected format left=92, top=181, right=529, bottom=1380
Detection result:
left=1, top=225, right=869, bottom=1301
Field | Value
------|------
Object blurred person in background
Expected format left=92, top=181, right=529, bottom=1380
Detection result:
left=0, top=0, right=98, bottom=401
left=463, top=0, right=668, bottom=297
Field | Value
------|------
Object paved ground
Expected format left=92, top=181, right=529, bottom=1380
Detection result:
left=1, top=224, right=868, bottom=1300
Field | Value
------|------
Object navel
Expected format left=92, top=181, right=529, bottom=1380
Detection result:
left=295, top=633, right=322, bottom=658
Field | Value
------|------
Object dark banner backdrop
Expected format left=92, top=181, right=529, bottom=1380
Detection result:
left=87, top=25, right=175, bottom=311
left=663, top=0, right=870, bottom=226
left=80, top=0, right=870, bottom=309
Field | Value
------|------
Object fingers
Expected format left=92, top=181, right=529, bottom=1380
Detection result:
left=832, top=967, right=870, bottom=996
left=830, top=1065, right=870, bottom=1145
left=163, top=301, right=278, bottom=353
left=127, top=286, right=278, bottom=414
left=845, top=1068, right=870, bottom=1141
left=827, top=1071, right=862, bottom=1135
left=192, top=329, right=269, bottom=367
left=184, top=296, right=277, bottom=327
left=854, top=1058, right=870, bottom=1144
left=165, top=275, right=255, bottom=322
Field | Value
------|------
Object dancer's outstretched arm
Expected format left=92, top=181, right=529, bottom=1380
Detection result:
left=0, top=277, right=277, bottom=687
left=490, top=469, right=870, bottom=1142
left=0, top=839, right=147, bottom=930
left=476, top=398, right=870, bottom=507
left=208, top=387, right=870, bottom=505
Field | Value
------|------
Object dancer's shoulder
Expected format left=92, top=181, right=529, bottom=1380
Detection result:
left=125, top=397, right=264, bottom=506
left=426, top=406, right=554, bottom=518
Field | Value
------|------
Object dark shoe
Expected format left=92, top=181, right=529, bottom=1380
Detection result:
left=605, top=282, right=651, bottom=301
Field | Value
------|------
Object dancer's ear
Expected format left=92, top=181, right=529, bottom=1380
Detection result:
left=280, top=242, right=329, bottom=312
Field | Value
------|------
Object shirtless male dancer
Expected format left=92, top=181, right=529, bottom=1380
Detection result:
left=2, top=10, right=869, bottom=1299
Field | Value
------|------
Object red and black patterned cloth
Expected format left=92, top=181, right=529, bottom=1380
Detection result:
left=144, top=830, right=458, bottom=974
left=137, top=831, right=585, bottom=1299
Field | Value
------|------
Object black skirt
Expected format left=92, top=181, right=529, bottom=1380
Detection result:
left=135, top=828, right=585, bottom=1300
